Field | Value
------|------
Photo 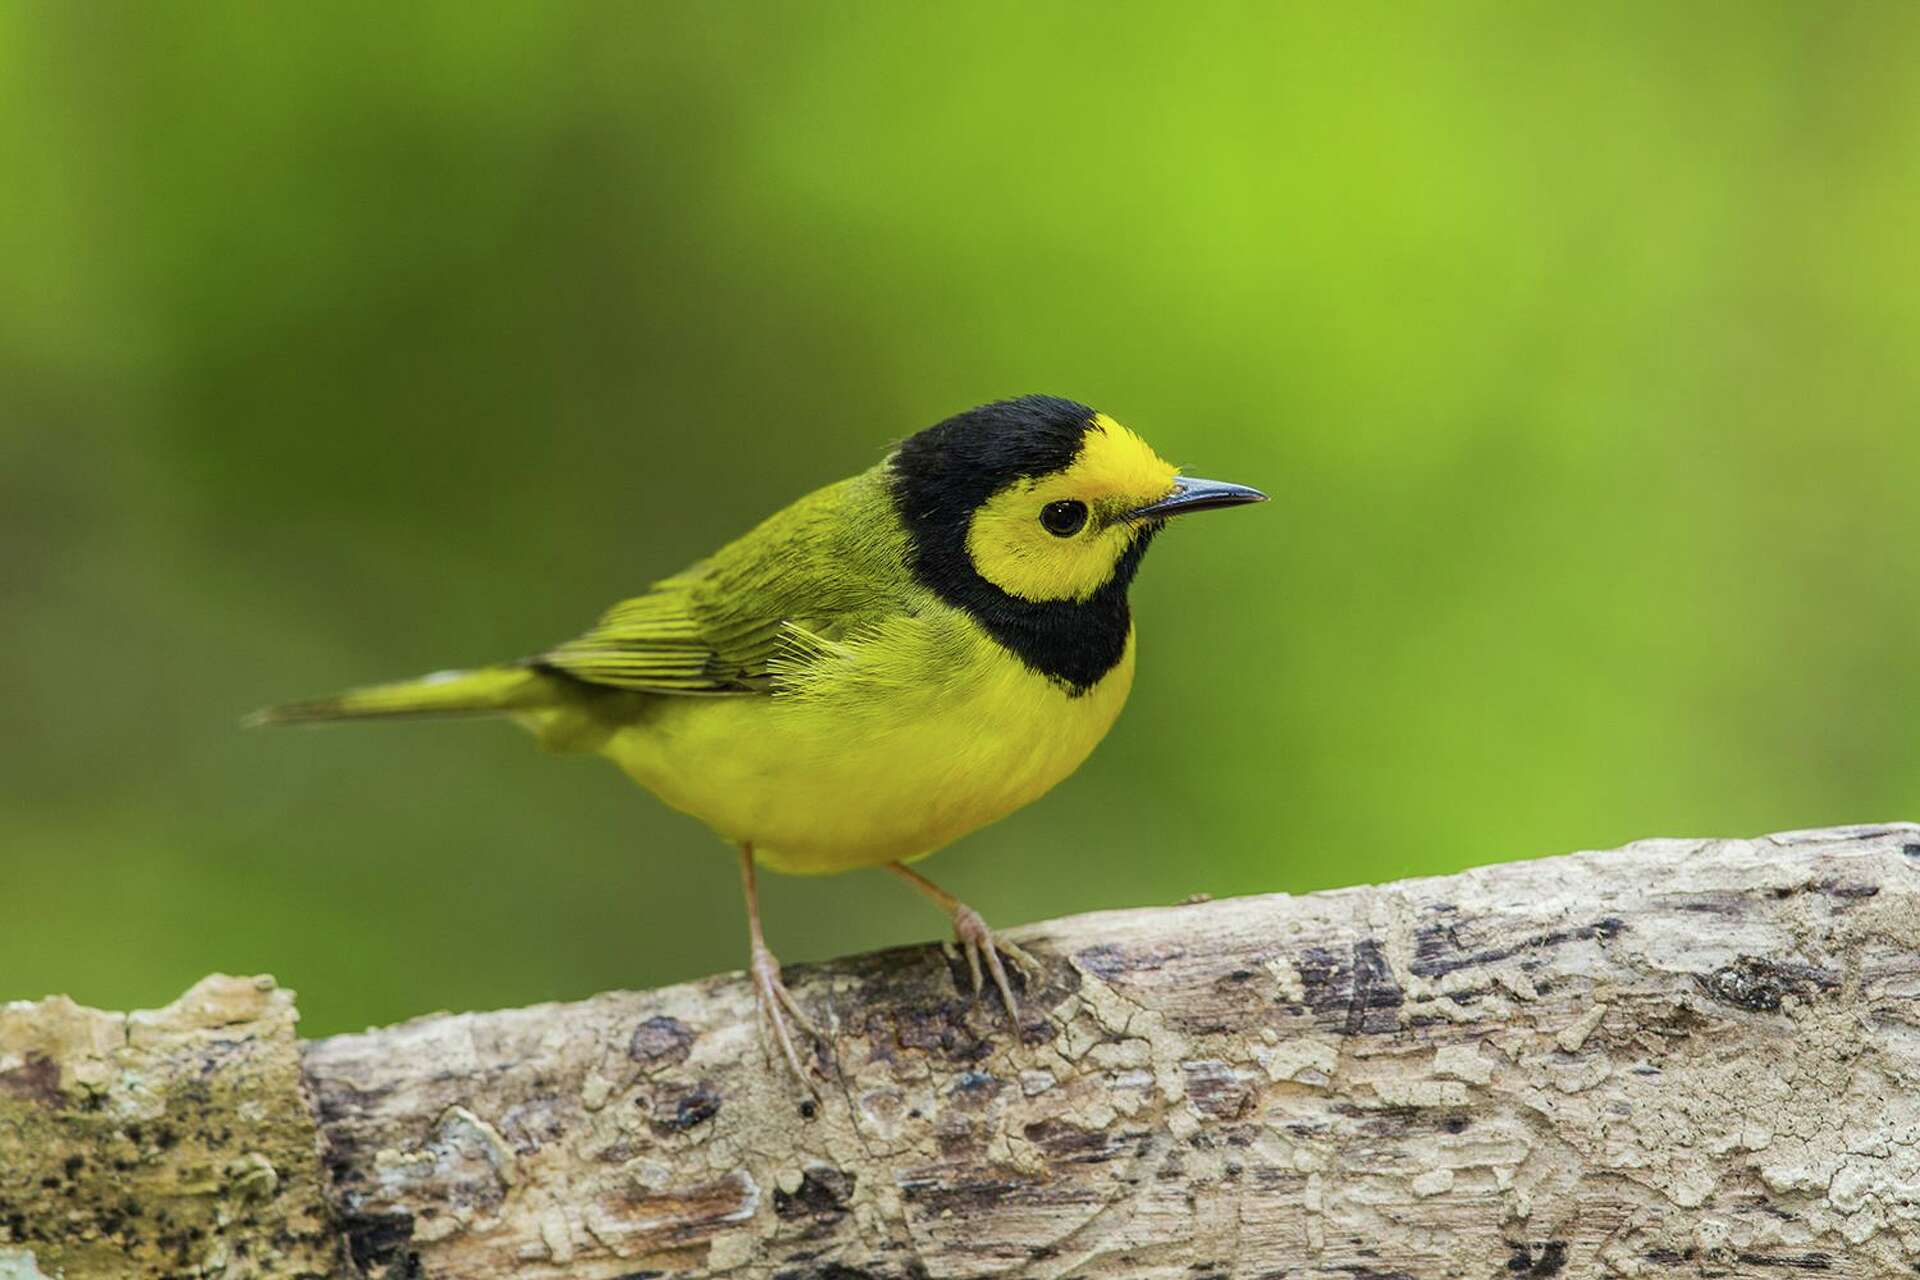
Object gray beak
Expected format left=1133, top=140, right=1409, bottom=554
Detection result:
left=1126, top=475, right=1269, bottom=520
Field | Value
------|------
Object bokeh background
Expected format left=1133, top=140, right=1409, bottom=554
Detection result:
left=5, top=3, right=1917, bottom=1036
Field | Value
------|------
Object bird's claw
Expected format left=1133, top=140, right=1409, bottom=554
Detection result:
left=750, top=943, right=825, bottom=1091
left=950, top=903, right=1036, bottom=1025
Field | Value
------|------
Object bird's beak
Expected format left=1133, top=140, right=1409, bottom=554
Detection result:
left=1126, top=475, right=1269, bottom=520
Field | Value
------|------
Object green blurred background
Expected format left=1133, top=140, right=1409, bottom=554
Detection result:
left=4, top=3, right=1917, bottom=1036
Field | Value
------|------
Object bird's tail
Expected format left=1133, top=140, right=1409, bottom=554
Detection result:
left=245, top=665, right=554, bottom=727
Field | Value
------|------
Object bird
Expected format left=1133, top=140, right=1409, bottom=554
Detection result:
left=251, top=395, right=1265, bottom=1084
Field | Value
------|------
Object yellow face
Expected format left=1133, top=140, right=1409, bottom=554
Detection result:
left=965, top=413, right=1179, bottom=602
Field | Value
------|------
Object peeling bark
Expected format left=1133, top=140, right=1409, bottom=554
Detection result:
left=7, top=824, right=1920, bottom=1277
left=0, top=977, right=339, bottom=1278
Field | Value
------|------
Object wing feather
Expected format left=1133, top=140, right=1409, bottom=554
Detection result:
left=535, top=470, right=913, bottom=696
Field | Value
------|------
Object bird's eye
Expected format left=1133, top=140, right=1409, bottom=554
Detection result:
left=1039, top=500, right=1088, bottom=537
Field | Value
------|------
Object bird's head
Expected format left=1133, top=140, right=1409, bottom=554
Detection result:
left=888, top=396, right=1264, bottom=691
left=890, top=395, right=1265, bottom=606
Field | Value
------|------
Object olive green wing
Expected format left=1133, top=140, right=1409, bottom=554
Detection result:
left=536, top=577, right=758, bottom=693
left=535, top=471, right=914, bottom=695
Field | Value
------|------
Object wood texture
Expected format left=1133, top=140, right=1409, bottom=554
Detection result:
left=7, top=824, right=1920, bottom=1278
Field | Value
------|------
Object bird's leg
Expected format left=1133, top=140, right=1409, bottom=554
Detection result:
left=886, top=863, right=1036, bottom=1023
left=740, top=844, right=822, bottom=1088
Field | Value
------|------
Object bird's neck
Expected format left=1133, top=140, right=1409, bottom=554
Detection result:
left=912, top=525, right=1159, bottom=695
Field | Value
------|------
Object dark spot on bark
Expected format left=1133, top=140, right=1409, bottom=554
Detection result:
left=306, top=1076, right=397, bottom=1127
left=1020, top=1118, right=1152, bottom=1165
left=1903, top=843, right=1920, bottom=858
left=320, top=1139, right=366, bottom=1189
left=1443, top=1114, right=1470, bottom=1133
left=1773, top=879, right=1879, bottom=902
left=1331, top=1102, right=1433, bottom=1136
left=1700, top=960, right=1785, bottom=1012
left=1074, top=941, right=1184, bottom=979
left=1697, top=956, right=1838, bottom=1013
left=608, top=1172, right=759, bottom=1248
left=774, top=1264, right=926, bottom=1280
left=0, top=1053, right=62, bottom=1106
left=1439, top=985, right=1490, bottom=1006
left=952, top=1066, right=998, bottom=1097
left=835, top=941, right=1068, bottom=1057
left=628, top=1015, right=694, bottom=1066
left=888, top=1005, right=994, bottom=1063
left=1183, top=1060, right=1256, bottom=1119
left=1014, top=1013, right=1053, bottom=1046
left=62, top=1154, right=84, bottom=1177
left=652, top=1081, right=721, bottom=1132
left=799, top=1098, right=817, bottom=1120
left=1410, top=917, right=1625, bottom=979
left=897, top=1173, right=1039, bottom=1215
left=1297, top=939, right=1404, bottom=1035
left=1736, top=1252, right=1831, bottom=1271
left=774, top=1166, right=855, bottom=1220
left=342, top=1210, right=420, bottom=1275
left=939, top=953, right=1032, bottom=1013
left=1507, top=1241, right=1568, bottom=1275
left=498, top=1094, right=571, bottom=1154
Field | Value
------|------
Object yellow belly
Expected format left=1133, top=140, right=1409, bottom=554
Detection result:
left=594, top=626, right=1136, bottom=874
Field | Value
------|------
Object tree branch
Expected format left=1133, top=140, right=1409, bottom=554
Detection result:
left=7, top=824, right=1920, bottom=1278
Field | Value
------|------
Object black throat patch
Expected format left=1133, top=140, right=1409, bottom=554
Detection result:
left=888, top=396, right=1159, bottom=694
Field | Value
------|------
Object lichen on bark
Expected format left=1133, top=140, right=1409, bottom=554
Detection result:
left=0, top=975, right=339, bottom=1279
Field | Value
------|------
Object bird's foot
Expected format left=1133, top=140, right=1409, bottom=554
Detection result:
left=948, top=903, right=1037, bottom=1025
left=749, top=942, right=826, bottom=1090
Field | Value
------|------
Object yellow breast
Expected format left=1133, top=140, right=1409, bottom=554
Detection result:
left=597, top=617, right=1137, bottom=874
